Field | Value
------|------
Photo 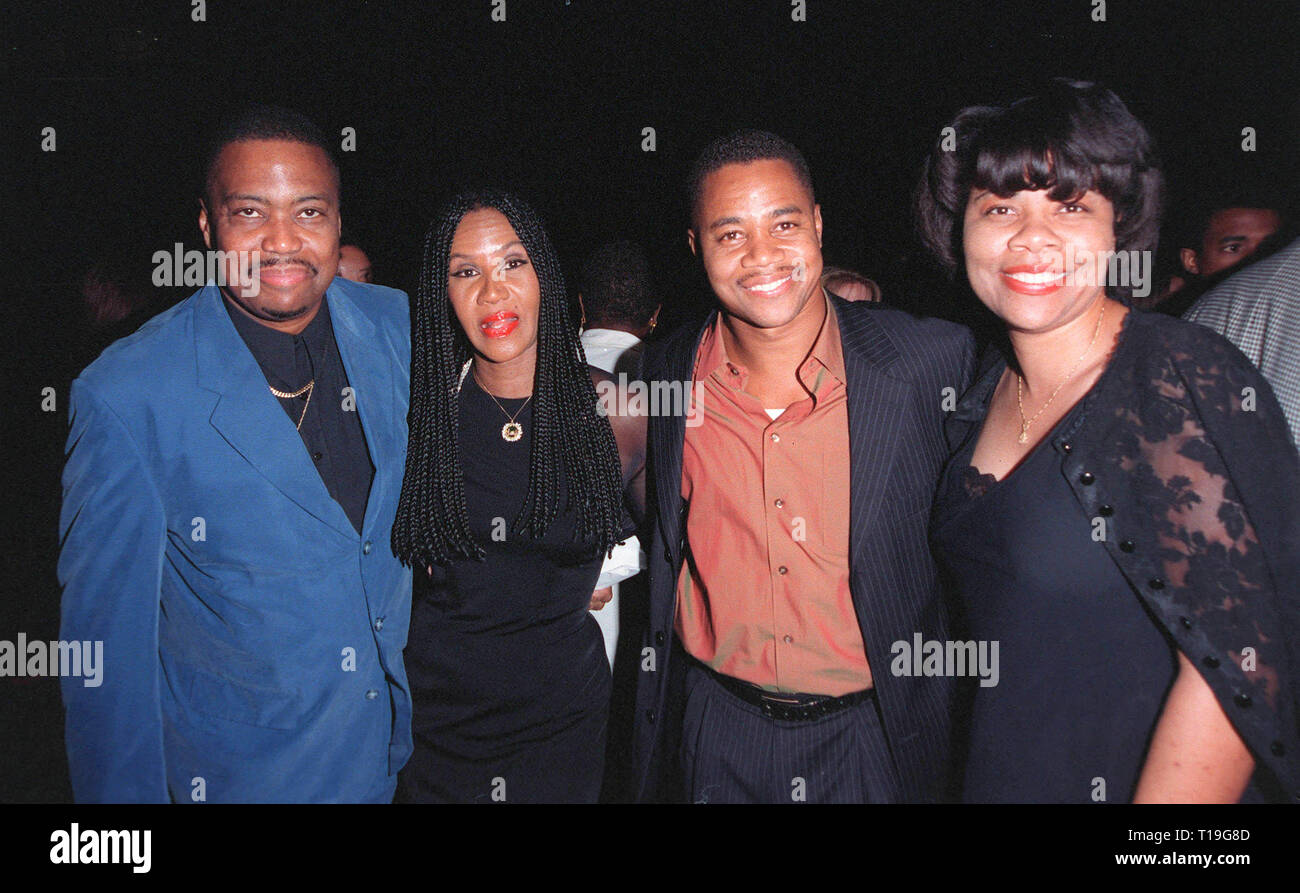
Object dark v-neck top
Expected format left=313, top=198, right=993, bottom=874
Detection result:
left=931, top=362, right=1178, bottom=804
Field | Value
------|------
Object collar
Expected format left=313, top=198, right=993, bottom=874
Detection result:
left=694, top=290, right=846, bottom=387
left=224, top=294, right=334, bottom=388
left=580, top=328, right=643, bottom=351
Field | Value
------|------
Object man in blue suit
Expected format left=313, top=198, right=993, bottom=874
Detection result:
left=58, top=106, right=413, bottom=802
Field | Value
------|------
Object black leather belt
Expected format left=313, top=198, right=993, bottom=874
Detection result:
left=698, top=660, right=875, bottom=722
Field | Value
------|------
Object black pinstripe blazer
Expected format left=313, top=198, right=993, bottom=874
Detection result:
left=631, top=294, right=976, bottom=802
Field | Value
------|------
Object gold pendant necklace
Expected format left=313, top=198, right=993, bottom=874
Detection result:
left=1015, top=303, right=1106, bottom=444
left=268, top=380, right=315, bottom=431
left=474, top=372, right=532, bottom=442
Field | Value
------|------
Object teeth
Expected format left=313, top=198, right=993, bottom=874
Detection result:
left=1007, top=271, right=1065, bottom=284
left=747, top=277, right=790, bottom=293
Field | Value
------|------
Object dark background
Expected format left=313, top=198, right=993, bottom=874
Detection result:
left=4, top=0, right=1297, bottom=802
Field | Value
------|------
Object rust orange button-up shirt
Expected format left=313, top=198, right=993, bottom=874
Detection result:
left=674, top=296, right=873, bottom=696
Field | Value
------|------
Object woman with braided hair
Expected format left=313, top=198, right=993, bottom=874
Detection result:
left=392, top=190, right=645, bottom=802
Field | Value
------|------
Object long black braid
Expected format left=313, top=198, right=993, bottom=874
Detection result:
left=392, top=189, right=624, bottom=568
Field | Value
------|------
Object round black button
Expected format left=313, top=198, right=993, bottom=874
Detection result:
left=663, top=547, right=672, bottom=563
left=1098, top=504, right=1114, bottom=516
left=1079, top=471, right=1095, bottom=485
left=1234, top=693, right=1253, bottom=708
left=1203, top=655, right=1220, bottom=669
left=646, top=710, right=657, bottom=723
left=1061, top=441, right=1073, bottom=453
left=1180, top=616, right=1192, bottom=628
left=1148, top=578, right=1165, bottom=590
left=654, top=631, right=666, bottom=646
left=312, top=451, right=323, bottom=461
left=1119, top=540, right=1135, bottom=552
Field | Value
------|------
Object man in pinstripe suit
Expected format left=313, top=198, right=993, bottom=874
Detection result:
left=631, top=130, right=975, bottom=803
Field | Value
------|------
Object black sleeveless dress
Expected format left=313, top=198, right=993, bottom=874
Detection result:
left=395, top=373, right=612, bottom=803
left=931, top=372, right=1179, bottom=804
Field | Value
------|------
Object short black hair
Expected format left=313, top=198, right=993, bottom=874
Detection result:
left=687, top=129, right=815, bottom=224
left=1175, top=190, right=1286, bottom=251
left=200, top=104, right=339, bottom=206
left=578, top=241, right=657, bottom=327
left=915, top=79, right=1163, bottom=301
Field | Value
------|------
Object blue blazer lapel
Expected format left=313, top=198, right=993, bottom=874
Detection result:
left=194, top=285, right=357, bottom=540
left=327, top=283, right=402, bottom=533
left=835, top=301, right=910, bottom=561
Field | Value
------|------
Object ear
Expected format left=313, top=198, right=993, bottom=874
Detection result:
left=198, top=199, right=213, bottom=250
left=813, top=203, right=823, bottom=247
left=1180, top=248, right=1200, bottom=276
left=687, top=228, right=698, bottom=257
left=650, top=303, right=662, bottom=324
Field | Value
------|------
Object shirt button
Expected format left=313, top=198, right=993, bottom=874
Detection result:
left=774, top=498, right=784, bottom=508
left=374, top=618, right=385, bottom=631
left=1061, top=441, right=1073, bottom=453
left=1234, top=693, right=1253, bottom=708
left=646, top=710, right=657, bottom=723
left=312, top=451, right=323, bottom=461
left=783, top=635, right=793, bottom=644
left=1098, top=504, right=1114, bottom=516
left=365, top=689, right=379, bottom=700
left=1119, top=540, right=1135, bottom=553
left=1079, top=472, right=1095, bottom=485
left=363, top=540, right=373, bottom=555
left=655, top=631, right=666, bottom=646
left=1148, top=578, right=1165, bottom=590
left=770, top=433, right=780, bottom=443
left=777, top=566, right=788, bottom=575
left=1203, top=655, right=1221, bottom=669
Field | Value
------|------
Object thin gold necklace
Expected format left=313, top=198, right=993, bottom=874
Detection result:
left=268, top=380, right=315, bottom=431
left=1015, top=303, right=1106, bottom=444
left=472, top=371, right=532, bottom=442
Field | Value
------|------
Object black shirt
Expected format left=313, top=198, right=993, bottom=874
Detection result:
left=224, top=295, right=374, bottom=533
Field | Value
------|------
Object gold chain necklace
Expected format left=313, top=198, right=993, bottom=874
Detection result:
left=472, top=371, right=532, bottom=442
left=1015, top=303, right=1106, bottom=444
left=268, top=380, right=315, bottom=431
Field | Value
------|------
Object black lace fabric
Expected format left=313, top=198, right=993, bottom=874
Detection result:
left=1104, top=333, right=1289, bottom=715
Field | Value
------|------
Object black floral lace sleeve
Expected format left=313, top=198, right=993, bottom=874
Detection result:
left=1086, top=313, right=1300, bottom=799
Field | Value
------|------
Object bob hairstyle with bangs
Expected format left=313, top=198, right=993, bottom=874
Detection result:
left=914, top=79, right=1164, bottom=302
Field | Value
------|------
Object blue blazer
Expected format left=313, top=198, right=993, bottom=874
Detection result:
left=632, top=295, right=976, bottom=802
left=58, top=280, right=413, bottom=803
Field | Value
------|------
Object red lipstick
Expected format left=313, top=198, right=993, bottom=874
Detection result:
left=1000, top=263, right=1066, bottom=296
left=480, top=310, right=519, bottom=338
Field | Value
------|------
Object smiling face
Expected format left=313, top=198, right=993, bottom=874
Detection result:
left=446, top=207, right=541, bottom=378
left=962, top=187, right=1117, bottom=334
left=689, top=158, right=824, bottom=334
left=199, top=139, right=341, bottom=333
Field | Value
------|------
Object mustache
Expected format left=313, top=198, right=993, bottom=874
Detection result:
left=256, top=257, right=319, bottom=275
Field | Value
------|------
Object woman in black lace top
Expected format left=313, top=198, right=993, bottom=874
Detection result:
left=916, top=80, right=1300, bottom=803
left=391, top=190, right=645, bottom=802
